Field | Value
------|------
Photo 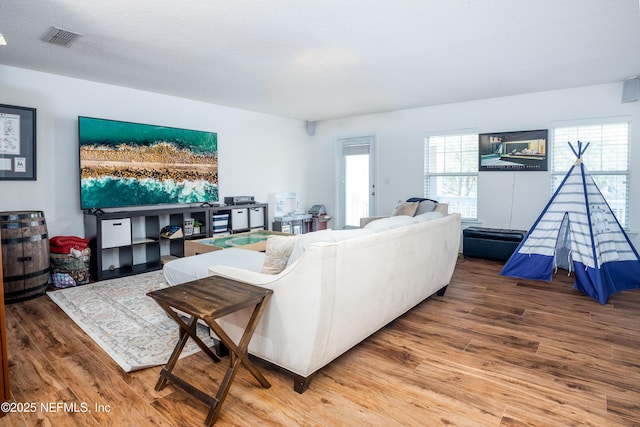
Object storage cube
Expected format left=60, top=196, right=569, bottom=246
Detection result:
left=230, top=209, right=248, bottom=231
left=212, top=214, right=229, bottom=233
left=249, top=207, right=265, bottom=228
left=101, top=218, right=132, bottom=248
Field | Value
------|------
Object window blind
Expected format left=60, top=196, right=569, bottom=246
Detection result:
left=552, top=119, right=630, bottom=228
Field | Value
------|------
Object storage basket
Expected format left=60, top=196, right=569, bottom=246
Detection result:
left=50, top=248, right=91, bottom=287
left=212, top=214, right=229, bottom=233
left=183, top=218, right=195, bottom=236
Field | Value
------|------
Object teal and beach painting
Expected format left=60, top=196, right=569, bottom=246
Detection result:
left=79, top=117, right=218, bottom=210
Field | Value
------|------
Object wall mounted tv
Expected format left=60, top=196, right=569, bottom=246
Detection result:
left=79, top=116, right=218, bottom=211
left=478, top=129, right=548, bottom=171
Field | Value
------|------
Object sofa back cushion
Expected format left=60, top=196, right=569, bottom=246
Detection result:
left=413, top=211, right=443, bottom=223
left=286, top=228, right=374, bottom=267
left=286, top=230, right=335, bottom=267
left=363, top=215, right=416, bottom=232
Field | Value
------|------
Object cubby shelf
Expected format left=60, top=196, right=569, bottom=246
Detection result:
left=83, top=203, right=268, bottom=281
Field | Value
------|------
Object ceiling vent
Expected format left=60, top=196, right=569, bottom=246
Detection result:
left=43, top=27, right=83, bottom=47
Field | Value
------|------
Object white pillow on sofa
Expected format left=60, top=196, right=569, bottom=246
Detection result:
left=364, top=215, right=416, bottom=232
left=413, top=211, right=443, bottom=223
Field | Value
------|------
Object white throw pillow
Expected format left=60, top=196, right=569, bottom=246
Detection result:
left=413, top=211, right=444, bottom=223
left=261, top=235, right=300, bottom=274
left=364, top=215, right=416, bottom=232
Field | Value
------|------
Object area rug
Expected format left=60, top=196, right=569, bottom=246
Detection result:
left=47, top=270, right=216, bottom=372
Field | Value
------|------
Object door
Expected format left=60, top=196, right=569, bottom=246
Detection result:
left=337, top=136, right=376, bottom=228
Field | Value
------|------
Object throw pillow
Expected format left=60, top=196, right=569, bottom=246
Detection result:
left=261, top=235, right=300, bottom=274
left=364, top=215, right=416, bottom=232
left=391, top=200, right=419, bottom=217
left=413, top=211, right=443, bottom=223
left=415, top=200, right=437, bottom=215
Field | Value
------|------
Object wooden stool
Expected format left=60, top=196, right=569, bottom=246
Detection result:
left=147, top=275, right=273, bottom=425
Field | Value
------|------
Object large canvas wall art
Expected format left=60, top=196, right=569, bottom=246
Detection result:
left=79, top=117, right=218, bottom=210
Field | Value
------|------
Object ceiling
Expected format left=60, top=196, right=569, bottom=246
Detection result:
left=1, top=0, right=639, bottom=121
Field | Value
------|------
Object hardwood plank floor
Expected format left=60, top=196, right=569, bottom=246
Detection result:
left=1, top=256, right=639, bottom=426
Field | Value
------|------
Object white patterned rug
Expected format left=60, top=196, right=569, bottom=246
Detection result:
left=47, top=270, right=216, bottom=372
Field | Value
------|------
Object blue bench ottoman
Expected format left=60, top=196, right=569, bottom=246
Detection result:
left=462, top=227, right=526, bottom=261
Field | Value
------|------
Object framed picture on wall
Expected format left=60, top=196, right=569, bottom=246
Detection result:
left=0, top=104, right=37, bottom=180
left=478, top=129, right=548, bottom=172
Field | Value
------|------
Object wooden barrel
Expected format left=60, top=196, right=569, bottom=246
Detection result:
left=0, top=211, right=50, bottom=303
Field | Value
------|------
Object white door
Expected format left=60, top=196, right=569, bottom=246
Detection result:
left=337, top=136, right=376, bottom=228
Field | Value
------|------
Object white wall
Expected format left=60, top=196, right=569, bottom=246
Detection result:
left=3, top=65, right=639, bottom=248
left=0, top=65, right=311, bottom=237
left=311, top=83, right=640, bottom=247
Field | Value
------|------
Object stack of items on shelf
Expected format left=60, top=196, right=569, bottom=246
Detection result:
left=212, top=214, right=229, bottom=234
left=183, top=219, right=195, bottom=236
left=49, top=236, right=91, bottom=288
left=272, top=192, right=312, bottom=234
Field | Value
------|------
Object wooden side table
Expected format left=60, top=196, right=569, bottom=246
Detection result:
left=147, top=275, right=273, bottom=426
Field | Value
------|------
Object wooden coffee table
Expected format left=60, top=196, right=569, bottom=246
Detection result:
left=184, top=230, right=292, bottom=256
left=147, top=275, right=273, bottom=425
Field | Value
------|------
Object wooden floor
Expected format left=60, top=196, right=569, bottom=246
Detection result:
left=1, top=257, right=639, bottom=426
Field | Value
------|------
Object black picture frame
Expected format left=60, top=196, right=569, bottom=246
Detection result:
left=478, top=129, right=548, bottom=172
left=0, top=104, right=37, bottom=180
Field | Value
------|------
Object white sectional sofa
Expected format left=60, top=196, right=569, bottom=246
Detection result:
left=163, top=210, right=461, bottom=392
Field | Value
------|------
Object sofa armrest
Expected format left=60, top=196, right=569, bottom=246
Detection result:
left=208, top=264, right=279, bottom=286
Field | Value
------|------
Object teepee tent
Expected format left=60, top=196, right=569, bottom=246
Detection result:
left=500, top=141, right=640, bottom=304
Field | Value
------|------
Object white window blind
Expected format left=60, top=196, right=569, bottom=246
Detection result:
left=342, top=143, right=370, bottom=156
left=552, top=119, right=630, bottom=228
left=424, top=131, right=478, bottom=219
left=340, top=136, right=372, bottom=156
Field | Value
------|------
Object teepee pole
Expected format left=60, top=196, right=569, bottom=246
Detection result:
left=578, top=151, right=599, bottom=269
left=569, top=141, right=580, bottom=158
left=573, top=141, right=600, bottom=269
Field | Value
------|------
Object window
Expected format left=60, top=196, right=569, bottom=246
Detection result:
left=424, top=130, right=478, bottom=219
left=551, top=119, right=630, bottom=228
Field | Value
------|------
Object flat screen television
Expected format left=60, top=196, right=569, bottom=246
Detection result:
left=79, top=116, right=218, bottom=211
left=478, top=129, right=548, bottom=171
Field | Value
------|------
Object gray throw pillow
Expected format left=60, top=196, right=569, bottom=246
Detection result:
left=415, top=200, right=436, bottom=215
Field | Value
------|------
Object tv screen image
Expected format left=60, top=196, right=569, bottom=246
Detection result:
left=478, top=129, right=548, bottom=171
left=79, top=117, right=218, bottom=210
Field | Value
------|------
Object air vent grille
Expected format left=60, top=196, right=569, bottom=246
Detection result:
left=43, top=27, right=83, bottom=47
